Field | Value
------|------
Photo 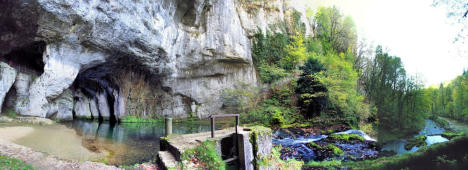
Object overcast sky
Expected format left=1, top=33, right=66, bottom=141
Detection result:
left=292, top=0, right=468, bottom=86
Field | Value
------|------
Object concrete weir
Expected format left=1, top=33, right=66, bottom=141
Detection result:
left=158, top=127, right=272, bottom=170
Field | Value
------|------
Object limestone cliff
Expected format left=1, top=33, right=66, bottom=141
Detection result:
left=0, top=0, right=309, bottom=120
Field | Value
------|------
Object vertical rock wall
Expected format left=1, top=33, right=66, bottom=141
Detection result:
left=0, top=63, right=17, bottom=112
left=0, top=0, right=311, bottom=120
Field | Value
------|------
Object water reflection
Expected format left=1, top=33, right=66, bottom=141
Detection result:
left=61, top=120, right=222, bottom=165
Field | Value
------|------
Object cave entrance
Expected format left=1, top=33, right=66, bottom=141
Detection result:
left=0, top=41, right=45, bottom=75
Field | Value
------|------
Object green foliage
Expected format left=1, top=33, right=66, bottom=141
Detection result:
left=0, top=155, right=34, bottom=170
left=343, top=136, right=468, bottom=169
left=442, top=131, right=465, bottom=140
left=313, top=51, right=371, bottom=127
left=240, top=80, right=302, bottom=127
left=181, top=140, right=226, bottom=170
left=258, top=145, right=303, bottom=169
left=120, top=115, right=163, bottom=123
left=427, top=72, right=468, bottom=123
left=405, top=135, right=427, bottom=150
left=435, top=155, right=458, bottom=169
left=328, top=134, right=365, bottom=142
left=257, top=64, right=289, bottom=84
left=305, top=160, right=342, bottom=168
left=251, top=30, right=290, bottom=83
left=4, top=108, right=17, bottom=118
left=362, top=46, right=430, bottom=138
left=279, top=34, right=307, bottom=71
left=313, top=6, right=357, bottom=53
left=306, top=142, right=344, bottom=156
left=296, top=58, right=327, bottom=117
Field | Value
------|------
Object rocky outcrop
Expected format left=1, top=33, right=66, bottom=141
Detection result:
left=89, top=98, right=100, bottom=119
left=0, top=62, right=17, bottom=112
left=96, top=92, right=111, bottom=121
left=54, top=89, right=74, bottom=121
left=73, top=90, right=92, bottom=119
left=22, top=43, right=106, bottom=118
left=13, top=73, right=32, bottom=114
left=0, top=0, right=310, bottom=120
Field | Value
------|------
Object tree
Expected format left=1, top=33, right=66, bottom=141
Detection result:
left=280, top=34, right=307, bottom=71
left=313, top=6, right=357, bottom=53
left=296, top=58, right=327, bottom=118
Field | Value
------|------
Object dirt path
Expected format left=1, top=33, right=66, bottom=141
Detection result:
left=0, top=126, right=122, bottom=170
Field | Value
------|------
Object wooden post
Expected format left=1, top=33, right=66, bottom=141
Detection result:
left=235, top=115, right=239, bottom=135
left=165, top=117, right=172, bottom=136
left=210, top=117, right=215, bottom=138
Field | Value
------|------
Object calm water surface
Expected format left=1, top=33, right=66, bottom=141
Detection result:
left=12, top=120, right=224, bottom=165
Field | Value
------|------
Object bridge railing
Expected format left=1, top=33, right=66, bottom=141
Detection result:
left=209, top=114, right=240, bottom=138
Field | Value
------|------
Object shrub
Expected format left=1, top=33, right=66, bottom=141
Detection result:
left=181, top=140, right=226, bottom=170
left=258, top=145, right=303, bottom=169
left=257, top=64, right=289, bottom=84
left=328, top=134, right=364, bottom=142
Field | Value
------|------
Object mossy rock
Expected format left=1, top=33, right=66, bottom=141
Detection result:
left=328, top=134, right=364, bottom=142
left=306, top=142, right=344, bottom=156
left=405, top=135, right=427, bottom=150
left=442, top=131, right=464, bottom=140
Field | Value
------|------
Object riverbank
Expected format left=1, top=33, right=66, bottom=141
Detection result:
left=344, top=135, right=468, bottom=169
left=0, top=126, right=121, bottom=170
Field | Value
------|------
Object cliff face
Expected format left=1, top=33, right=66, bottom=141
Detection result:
left=0, top=0, right=303, bottom=120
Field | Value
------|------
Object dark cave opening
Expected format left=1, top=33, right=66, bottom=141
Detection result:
left=72, top=56, right=157, bottom=123
left=0, top=41, right=46, bottom=75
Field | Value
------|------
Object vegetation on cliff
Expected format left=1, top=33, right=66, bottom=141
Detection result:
left=229, top=6, right=430, bottom=141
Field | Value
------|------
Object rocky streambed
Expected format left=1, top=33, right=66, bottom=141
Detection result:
left=273, top=126, right=383, bottom=163
left=273, top=119, right=459, bottom=163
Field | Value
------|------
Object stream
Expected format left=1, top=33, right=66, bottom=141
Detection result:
left=381, top=119, right=448, bottom=154
left=273, top=119, right=454, bottom=162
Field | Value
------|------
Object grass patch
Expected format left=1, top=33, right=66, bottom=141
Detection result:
left=404, top=135, right=426, bottom=150
left=328, top=134, right=364, bottom=142
left=258, top=145, right=303, bottom=169
left=442, top=131, right=465, bottom=140
left=306, top=142, right=344, bottom=156
left=181, top=140, right=226, bottom=170
left=0, top=155, right=34, bottom=170
left=305, top=160, right=342, bottom=168
left=343, top=136, right=468, bottom=169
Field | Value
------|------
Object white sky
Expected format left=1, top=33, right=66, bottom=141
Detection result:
left=292, top=0, right=468, bottom=86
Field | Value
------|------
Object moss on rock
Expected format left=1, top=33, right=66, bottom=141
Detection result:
left=306, top=142, right=344, bottom=156
left=442, top=131, right=464, bottom=140
left=405, top=135, right=427, bottom=150
left=328, top=134, right=364, bottom=142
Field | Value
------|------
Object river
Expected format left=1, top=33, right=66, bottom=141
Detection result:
left=381, top=119, right=449, bottom=154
